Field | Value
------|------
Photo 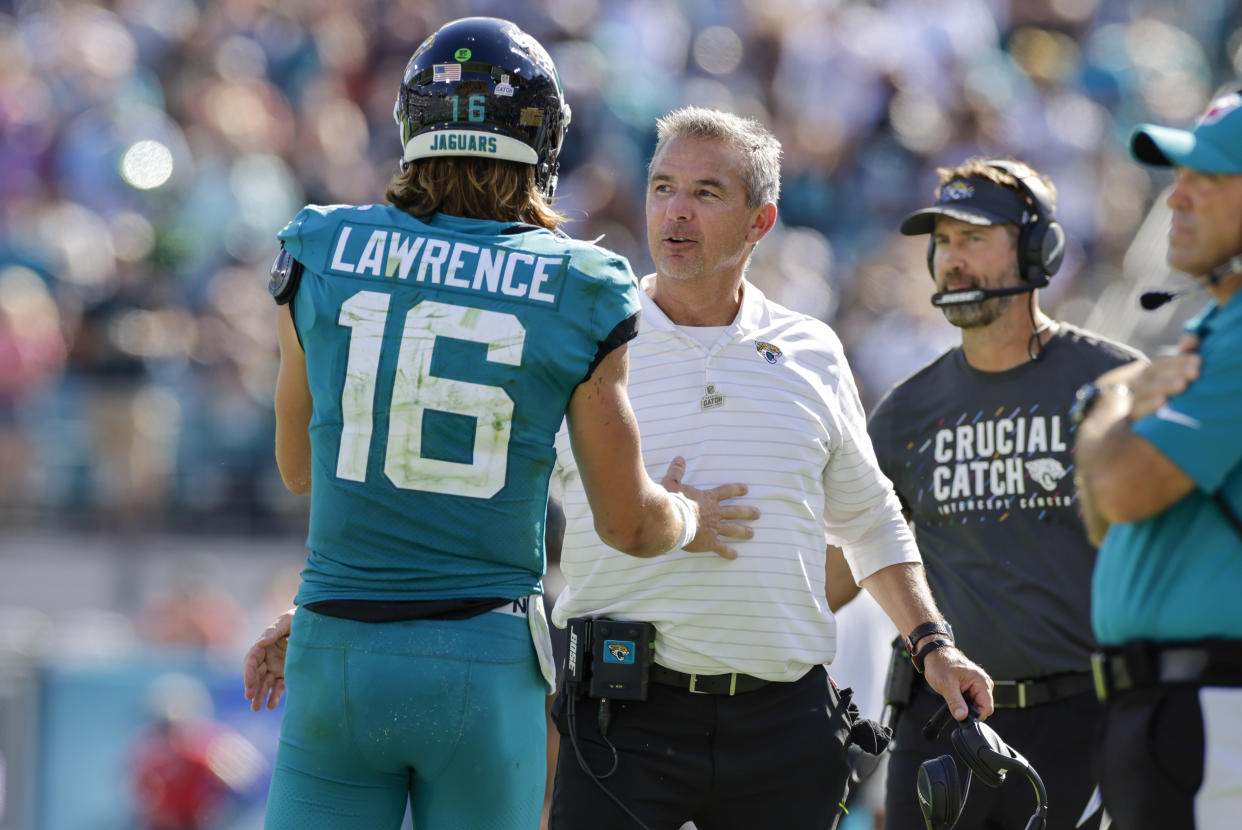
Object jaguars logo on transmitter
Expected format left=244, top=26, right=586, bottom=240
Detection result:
left=756, top=340, right=783, bottom=364
left=603, top=640, right=635, bottom=665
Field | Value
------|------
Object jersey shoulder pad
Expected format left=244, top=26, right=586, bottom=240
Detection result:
left=268, top=245, right=303, bottom=305
left=564, top=238, right=634, bottom=282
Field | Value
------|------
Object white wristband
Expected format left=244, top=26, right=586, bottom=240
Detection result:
left=667, top=491, right=698, bottom=553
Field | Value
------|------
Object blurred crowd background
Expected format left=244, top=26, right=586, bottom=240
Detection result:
left=1, top=0, right=1240, bottom=828
left=4, top=0, right=1240, bottom=533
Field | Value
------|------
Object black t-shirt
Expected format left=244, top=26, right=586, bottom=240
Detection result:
left=868, top=323, right=1144, bottom=679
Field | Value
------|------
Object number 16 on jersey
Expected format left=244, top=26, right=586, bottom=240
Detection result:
left=334, top=291, right=525, bottom=499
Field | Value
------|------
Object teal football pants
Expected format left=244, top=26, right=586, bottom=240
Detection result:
left=264, top=607, right=546, bottom=830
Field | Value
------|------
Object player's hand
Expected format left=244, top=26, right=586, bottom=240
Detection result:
left=923, top=645, right=994, bottom=722
left=243, top=609, right=294, bottom=711
left=661, top=456, right=759, bottom=561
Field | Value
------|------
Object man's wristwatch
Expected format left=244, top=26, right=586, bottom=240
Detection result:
left=906, top=621, right=954, bottom=673
left=1070, top=382, right=1131, bottom=427
left=911, top=639, right=954, bottom=673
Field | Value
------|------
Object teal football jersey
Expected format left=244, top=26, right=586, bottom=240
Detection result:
left=278, top=205, right=640, bottom=603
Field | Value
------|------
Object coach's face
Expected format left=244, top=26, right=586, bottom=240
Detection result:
left=1166, top=166, right=1242, bottom=279
left=646, top=136, right=770, bottom=284
left=931, top=216, right=1023, bottom=329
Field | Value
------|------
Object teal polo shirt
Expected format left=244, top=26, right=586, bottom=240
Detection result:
left=1092, top=293, right=1242, bottom=645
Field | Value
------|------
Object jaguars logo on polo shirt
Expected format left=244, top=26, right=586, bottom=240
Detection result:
left=756, top=341, right=783, bottom=364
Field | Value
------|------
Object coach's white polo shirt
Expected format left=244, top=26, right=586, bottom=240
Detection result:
left=551, top=275, right=919, bottom=682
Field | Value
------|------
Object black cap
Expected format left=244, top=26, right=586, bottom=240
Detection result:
left=899, top=177, right=1030, bottom=236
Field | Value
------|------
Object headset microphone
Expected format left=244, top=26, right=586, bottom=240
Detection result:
left=922, top=699, right=957, bottom=740
left=1140, top=253, right=1242, bottom=310
left=1139, top=290, right=1182, bottom=310
left=931, top=278, right=1048, bottom=308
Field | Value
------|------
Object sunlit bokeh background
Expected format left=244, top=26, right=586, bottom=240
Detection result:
left=0, top=1, right=1238, bottom=828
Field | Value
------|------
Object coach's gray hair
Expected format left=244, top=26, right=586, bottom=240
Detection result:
left=650, top=107, right=782, bottom=209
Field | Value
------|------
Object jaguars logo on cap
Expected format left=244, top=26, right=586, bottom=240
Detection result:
left=941, top=180, right=975, bottom=201
left=1197, top=92, right=1242, bottom=126
left=756, top=341, right=783, bottom=364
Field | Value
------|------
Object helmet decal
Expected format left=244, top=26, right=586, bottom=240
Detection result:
left=512, top=32, right=560, bottom=85
left=432, top=63, right=461, bottom=83
left=409, top=34, right=435, bottom=66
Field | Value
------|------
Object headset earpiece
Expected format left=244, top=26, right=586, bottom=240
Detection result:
left=949, top=716, right=1007, bottom=788
left=1036, top=222, right=1066, bottom=282
left=917, top=754, right=964, bottom=830
left=985, top=160, right=1064, bottom=284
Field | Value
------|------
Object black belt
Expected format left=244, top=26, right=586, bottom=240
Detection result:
left=651, top=664, right=772, bottom=696
left=1091, top=640, right=1242, bottom=701
left=305, top=597, right=509, bottom=622
left=990, top=672, right=1095, bottom=708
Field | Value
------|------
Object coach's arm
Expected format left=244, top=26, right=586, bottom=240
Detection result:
left=1074, top=346, right=1200, bottom=544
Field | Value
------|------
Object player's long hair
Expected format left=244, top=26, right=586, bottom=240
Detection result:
left=386, top=158, right=565, bottom=230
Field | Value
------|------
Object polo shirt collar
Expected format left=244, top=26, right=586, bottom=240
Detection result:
left=1186, top=288, right=1242, bottom=338
left=638, top=274, right=767, bottom=334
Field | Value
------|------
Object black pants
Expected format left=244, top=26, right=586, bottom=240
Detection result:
left=885, top=683, right=1103, bottom=830
left=1096, top=685, right=1205, bottom=830
left=548, top=665, right=852, bottom=830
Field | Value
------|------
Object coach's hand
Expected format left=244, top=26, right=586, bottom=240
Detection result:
left=924, top=646, right=994, bottom=722
left=243, top=608, right=294, bottom=711
left=662, top=456, right=760, bottom=561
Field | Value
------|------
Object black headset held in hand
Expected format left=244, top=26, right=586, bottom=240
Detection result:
left=916, top=703, right=1049, bottom=830
left=926, top=160, right=1066, bottom=288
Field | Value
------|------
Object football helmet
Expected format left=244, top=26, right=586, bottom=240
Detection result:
left=393, top=17, right=572, bottom=196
